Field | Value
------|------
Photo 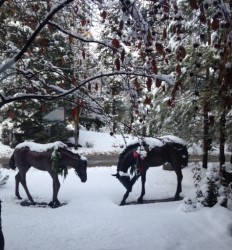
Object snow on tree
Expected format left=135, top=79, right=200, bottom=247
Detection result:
left=0, top=0, right=232, bottom=165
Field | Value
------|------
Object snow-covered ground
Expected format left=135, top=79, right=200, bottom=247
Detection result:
left=0, top=130, right=232, bottom=250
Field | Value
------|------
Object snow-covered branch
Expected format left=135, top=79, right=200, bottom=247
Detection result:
left=119, top=0, right=150, bottom=43
left=0, top=0, right=7, bottom=8
left=0, top=0, right=74, bottom=74
left=50, top=70, right=175, bottom=98
left=48, top=21, right=118, bottom=51
left=0, top=69, right=174, bottom=108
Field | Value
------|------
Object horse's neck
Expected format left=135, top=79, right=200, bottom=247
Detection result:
left=60, top=151, right=79, bottom=167
left=118, top=151, right=135, bottom=173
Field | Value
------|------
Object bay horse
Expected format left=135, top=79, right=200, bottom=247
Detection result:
left=113, top=136, right=188, bottom=205
left=9, top=141, right=87, bottom=208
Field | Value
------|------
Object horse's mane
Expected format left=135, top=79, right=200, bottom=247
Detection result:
left=59, top=147, right=80, bottom=158
left=117, top=143, right=140, bottom=172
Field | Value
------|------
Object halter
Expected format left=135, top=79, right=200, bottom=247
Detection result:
left=133, top=149, right=146, bottom=174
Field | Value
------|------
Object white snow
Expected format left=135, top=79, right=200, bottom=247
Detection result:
left=159, top=135, right=187, bottom=145
left=15, top=141, right=67, bottom=152
left=0, top=130, right=232, bottom=250
left=118, top=171, right=130, bottom=177
left=143, top=137, right=164, bottom=149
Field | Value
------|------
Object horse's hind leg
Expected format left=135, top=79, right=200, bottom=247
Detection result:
left=137, top=172, right=147, bottom=203
left=15, top=172, right=22, bottom=200
left=173, top=166, right=183, bottom=200
left=19, top=170, right=35, bottom=204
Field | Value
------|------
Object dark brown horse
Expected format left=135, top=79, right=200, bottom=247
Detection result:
left=113, top=136, right=188, bottom=205
left=9, top=142, right=87, bottom=208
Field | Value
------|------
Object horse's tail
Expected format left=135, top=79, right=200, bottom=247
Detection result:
left=181, top=145, right=189, bottom=168
left=9, top=154, right=16, bottom=170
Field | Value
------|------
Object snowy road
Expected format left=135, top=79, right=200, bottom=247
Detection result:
left=0, top=154, right=231, bottom=169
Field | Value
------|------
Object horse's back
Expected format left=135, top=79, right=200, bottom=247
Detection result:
left=13, top=147, right=51, bottom=171
left=13, top=147, right=30, bottom=166
left=146, top=140, right=188, bottom=167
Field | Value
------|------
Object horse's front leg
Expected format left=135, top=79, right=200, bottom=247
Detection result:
left=15, top=172, right=22, bottom=200
left=137, top=172, right=147, bottom=203
left=120, top=174, right=140, bottom=206
left=120, top=190, right=130, bottom=206
left=174, top=167, right=183, bottom=200
left=48, top=175, right=61, bottom=208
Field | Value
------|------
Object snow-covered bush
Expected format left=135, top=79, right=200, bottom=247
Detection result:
left=0, top=170, right=9, bottom=186
left=85, top=141, right=94, bottom=148
left=181, top=163, right=231, bottom=211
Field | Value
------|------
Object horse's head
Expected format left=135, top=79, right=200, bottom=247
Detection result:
left=113, top=146, right=140, bottom=191
left=75, top=156, right=87, bottom=183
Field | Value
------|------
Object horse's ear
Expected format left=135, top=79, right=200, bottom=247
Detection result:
left=112, top=173, right=119, bottom=178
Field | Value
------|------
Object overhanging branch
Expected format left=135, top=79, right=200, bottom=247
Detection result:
left=0, top=0, right=6, bottom=8
left=48, top=21, right=118, bottom=51
left=0, top=70, right=174, bottom=108
left=0, top=0, right=74, bottom=74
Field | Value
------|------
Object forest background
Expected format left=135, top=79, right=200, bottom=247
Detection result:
left=0, top=0, right=232, bottom=169
left=1, top=2, right=232, bottom=248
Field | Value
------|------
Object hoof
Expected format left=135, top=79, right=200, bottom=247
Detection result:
left=173, top=196, right=181, bottom=201
left=119, top=201, right=126, bottom=206
left=48, top=200, right=61, bottom=208
left=137, top=197, right=143, bottom=204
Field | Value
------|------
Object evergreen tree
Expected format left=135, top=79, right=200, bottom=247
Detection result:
left=0, top=0, right=232, bottom=161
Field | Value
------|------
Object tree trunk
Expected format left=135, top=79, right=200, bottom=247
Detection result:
left=126, top=112, right=134, bottom=134
left=219, top=111, right=226, bottom=167
left=112, top=99, right=117, bottom=133
left=74, top=105, right=82, bottom=149
left=74, top=120, right=80, bottom=149
left=127, top=104, right=134, bottom=134
left=112, top=87, right=117, bottom=133
left=202, top=103, right=209, bottom=169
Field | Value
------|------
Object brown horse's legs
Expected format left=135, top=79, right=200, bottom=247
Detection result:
left=15, top=172, right=22, bottom=199
left=137, top=172, right=147, bottom=203
left=53, top=176, right=60, bottom=201
left=19, top=171, right=35, bottom=204
left=47, top=175, right=61, bottom=208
